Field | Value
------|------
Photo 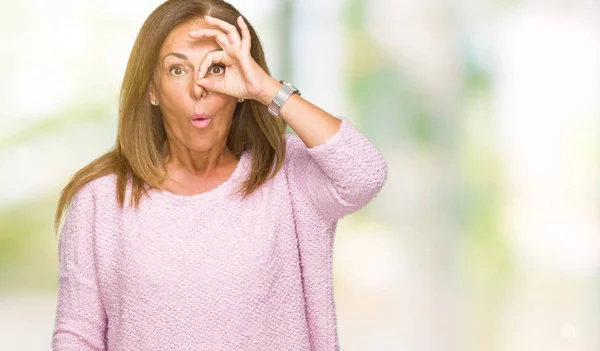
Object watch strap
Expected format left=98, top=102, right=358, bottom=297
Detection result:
left=268, top=81, right=300, bottom=118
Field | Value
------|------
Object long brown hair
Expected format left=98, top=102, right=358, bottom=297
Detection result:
left=54, top=0, right=288, bottom=235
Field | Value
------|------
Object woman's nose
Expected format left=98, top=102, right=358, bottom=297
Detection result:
left=192, top=71, right=208, bottom=99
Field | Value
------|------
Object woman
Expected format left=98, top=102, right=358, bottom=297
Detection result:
left=51, top=0, right=387, bottom=350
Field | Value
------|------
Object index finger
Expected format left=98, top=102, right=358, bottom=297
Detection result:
left=202, top=15, right=241, bottom=46
left=237, top=16, right=251, bottom=53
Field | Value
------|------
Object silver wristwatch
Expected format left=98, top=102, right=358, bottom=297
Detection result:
left=267, top=80, right=301, bottom=118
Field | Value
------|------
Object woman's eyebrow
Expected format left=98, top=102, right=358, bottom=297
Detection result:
left=162, top=52, right=188, bottom=62
left=162, top=48, right=223, bottom=63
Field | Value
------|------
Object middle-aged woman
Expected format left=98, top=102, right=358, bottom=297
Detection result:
left=51, top=0, right=388, bottom=350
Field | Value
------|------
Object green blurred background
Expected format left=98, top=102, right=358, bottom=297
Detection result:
left=1, top=0, right=599, bottom=350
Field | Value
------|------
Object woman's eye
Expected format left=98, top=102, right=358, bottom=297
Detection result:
left=209, top=65, right=225, bottom=75
left=169, top=67, right=185, bottom=76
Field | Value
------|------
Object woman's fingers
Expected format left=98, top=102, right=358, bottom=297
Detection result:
left=203, top=16, right=241, bottom=46
left=188, top=28, right=231, bottom=52
left=197, top=50, right=230, bottom=79
left=237, top=16, right=251, bottom=54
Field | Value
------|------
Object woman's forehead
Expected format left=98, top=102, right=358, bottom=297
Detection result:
left=160, top=20, right=220, bottom=57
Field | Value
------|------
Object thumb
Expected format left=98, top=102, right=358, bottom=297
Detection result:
left=197, top=78, right=219, bottom=93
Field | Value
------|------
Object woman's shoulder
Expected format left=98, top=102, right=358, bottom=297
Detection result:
left=87, top=173, right=118, bottom=193
left=281, top=133, right=313, bottom=176
left=283, top=133, right=310, bottom=161
left=61, top=174, right=118, bottom=228
left=71, top=173, right=120, bottom=206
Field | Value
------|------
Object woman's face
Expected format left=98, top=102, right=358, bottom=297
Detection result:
left=150, top=18, right=238, bottom=153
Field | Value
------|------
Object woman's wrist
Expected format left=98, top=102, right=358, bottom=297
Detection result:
left=256, top=77, right=283, bottom=107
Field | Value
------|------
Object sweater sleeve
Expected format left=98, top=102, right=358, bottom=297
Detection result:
left=52, top=182, right=107, bottom=351
left=286, top=116, right=388, bottom=222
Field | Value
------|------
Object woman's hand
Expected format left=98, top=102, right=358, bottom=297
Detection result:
left=188, top=15, right=273, bottom=102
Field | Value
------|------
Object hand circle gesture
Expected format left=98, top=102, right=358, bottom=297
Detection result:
left=189, top=15, right=270, bottom=102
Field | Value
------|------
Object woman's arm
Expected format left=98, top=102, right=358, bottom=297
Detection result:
left=187, top=10, right=387, bottom=221
left=261, top=80, right=388, bottom=222
left=258, top=79, right=343, bottom=148
left=52, top=184, right=107, bottom=350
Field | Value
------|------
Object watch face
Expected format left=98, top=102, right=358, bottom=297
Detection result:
left=283, top=81, right=300, bottom=94
left=279, top=80, right=301, bottom=96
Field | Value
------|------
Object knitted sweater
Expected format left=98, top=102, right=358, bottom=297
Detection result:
left=52, top=116, right=388, bottom=351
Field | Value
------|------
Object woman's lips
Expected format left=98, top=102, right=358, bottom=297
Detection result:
left=190, top=113, right=211, bottom=129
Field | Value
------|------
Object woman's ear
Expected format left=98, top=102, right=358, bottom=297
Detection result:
left=148, top=81, right=156, bottom=101
left=148, top=80, right=159, bottom=106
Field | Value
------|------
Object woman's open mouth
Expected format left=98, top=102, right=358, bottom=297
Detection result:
left=190, top=113, right=211, bottom=129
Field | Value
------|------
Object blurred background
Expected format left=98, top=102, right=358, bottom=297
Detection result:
left=1, top=0, right=599, bottom=350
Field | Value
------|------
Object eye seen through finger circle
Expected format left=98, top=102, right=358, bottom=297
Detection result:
left=208, top=64, right=226, bottom=76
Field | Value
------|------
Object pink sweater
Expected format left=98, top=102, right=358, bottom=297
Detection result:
left=52, top=117, right=387, bottom=351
